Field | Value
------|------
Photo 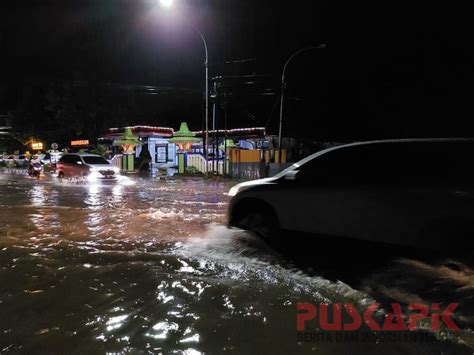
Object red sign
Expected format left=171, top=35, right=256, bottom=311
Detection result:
left=31, top=142, right=44, bottom=150
left=71, top=140, right=89, bottom=146
left=297, top=302, right=459, bottom=332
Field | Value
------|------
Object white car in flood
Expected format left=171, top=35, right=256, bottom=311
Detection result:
left=57, top=154, right=120, bottom=181
left=228, top=139, right=474, bottom=250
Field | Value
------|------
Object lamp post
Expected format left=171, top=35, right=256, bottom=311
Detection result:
left=159, top=0, right=209, bottom=176
left=159, top=0, right=174, bottom=8
left=278, top=44, right=326, bottom=163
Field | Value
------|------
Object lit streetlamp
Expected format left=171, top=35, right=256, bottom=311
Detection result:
left=159, top=0, right=174, bottom=8
left=278, top=44, right=326, bottom=163
left=158, top=0, right=210, bottom=176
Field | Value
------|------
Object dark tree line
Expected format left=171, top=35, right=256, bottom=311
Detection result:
left=6, top=81, right=140, bottom=148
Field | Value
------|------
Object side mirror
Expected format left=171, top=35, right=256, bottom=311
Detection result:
left=284, top=170, right=300, bottom=181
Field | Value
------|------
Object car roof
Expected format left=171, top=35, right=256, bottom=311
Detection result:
left=78, top=154, right=104, bottom=157
left=275, top=138, right=474, bottom=177
left=311, top=138, right=473, bottom=161
left=63, top=153, right=102, bottom=157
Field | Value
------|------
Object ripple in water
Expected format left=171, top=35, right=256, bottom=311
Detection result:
left=1, top=174, right=473, bottom=354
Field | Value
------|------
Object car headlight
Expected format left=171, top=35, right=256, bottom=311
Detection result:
left=87, top=173, right=99, bottom=183
left=228, top=185, right=240, bottom=197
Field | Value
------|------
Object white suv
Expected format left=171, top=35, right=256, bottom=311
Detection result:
left=57, top=154, right=120, bottom=181
left=228, top=139, right=474, bottom=251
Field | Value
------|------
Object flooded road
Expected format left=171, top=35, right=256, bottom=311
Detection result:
left=0, top=173, right=473, bottom=354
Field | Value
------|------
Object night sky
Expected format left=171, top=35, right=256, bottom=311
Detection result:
left=1, top=0, right=473, bottom=142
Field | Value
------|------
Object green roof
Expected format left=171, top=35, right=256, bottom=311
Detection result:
left=219, top=139, right=238, bottom=150
left=113, top=127, right=143, bottom=146
left=169, top=122, right=201, bottom=143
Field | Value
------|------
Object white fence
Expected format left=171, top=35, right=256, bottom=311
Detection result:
left=187, top=154, right=206, bottom=173
left=187, top=154, right=225, bottom=175
left=208, top=160, right=224, bottom=175
left=110, top=154, right=123, bottom=170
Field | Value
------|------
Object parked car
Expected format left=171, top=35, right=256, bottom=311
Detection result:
left=228, top=138, right=474, bottom=251
left=4, top=155, right=16, bottom=167
left=16, top=154, right=28, bottom=168
left=56, top=153, right=120, bottom=181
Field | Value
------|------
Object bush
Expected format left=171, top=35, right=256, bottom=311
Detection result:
left=185, top=166, right=202, bottom=175
left=90, top=144, right=111, bottom=158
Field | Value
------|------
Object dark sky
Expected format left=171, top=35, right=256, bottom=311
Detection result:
left=0, top=1, right=323, bottom=80
left=1, top=0, right=474, bottom=140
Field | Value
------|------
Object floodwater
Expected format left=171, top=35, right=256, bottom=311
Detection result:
left=0, top=172, right=473, bottom=354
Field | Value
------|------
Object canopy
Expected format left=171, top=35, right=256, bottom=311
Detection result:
left=169, top=122, right=201, bottom=144
left=219, top=139, right=238, bottom=150
left=113, top=127, right=143, bottom=146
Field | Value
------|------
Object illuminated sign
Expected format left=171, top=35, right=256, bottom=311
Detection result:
left=71, top=140, right=90, bottom=146
left=31, top=142, right=44, bottom=150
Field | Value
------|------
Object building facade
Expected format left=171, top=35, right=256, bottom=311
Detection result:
left=100, top=126, right=178, bottom=174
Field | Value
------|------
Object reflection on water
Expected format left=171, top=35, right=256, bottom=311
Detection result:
left=0, top=174, right=473, bottom=354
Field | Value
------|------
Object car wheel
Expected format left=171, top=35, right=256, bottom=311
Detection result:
left=234, top=206, right=280, bottom=240
left=58, top=171, right=65, bottom=179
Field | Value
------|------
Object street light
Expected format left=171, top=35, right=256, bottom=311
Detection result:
left=158, top=0, right=210, bottom=176
left=159, top=0, right=174, bottom=8
left=277, top=43, right=326, bottom=163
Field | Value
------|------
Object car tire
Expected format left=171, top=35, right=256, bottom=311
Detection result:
left=233, top=204, right=280, bottom=240
left=58, top=171, right=65, bottom=179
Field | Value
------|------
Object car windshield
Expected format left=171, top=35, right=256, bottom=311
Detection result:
left=273, top=147, right=332, bottom=178
left=82, top=156, right=109, bottom=165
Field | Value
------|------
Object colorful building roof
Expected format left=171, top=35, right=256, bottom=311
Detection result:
left=109, top=126, right=174, bottom=138
left=113, top=127, right=143, bottom=146
left=169, top=123, right=201, bottom=144
left=193, top=127, right=266, bottom=138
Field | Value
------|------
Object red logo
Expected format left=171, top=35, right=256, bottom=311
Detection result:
left=296, top=302, right=460, bottom=332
